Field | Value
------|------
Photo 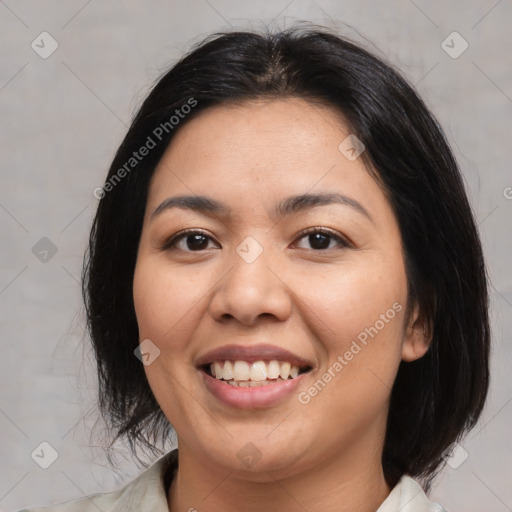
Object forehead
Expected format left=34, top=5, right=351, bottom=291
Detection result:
left=162, top=97, right=348, bottom=162
left=146, top=98, right=389, bottom=223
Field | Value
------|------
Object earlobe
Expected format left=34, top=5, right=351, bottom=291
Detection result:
left=401, top=305, right=433, bottom=362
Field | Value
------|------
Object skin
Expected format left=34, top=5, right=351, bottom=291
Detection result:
left=132, top=97, right=431, bottom=512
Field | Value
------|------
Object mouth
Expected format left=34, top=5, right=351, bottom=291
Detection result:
left=195, top=344, right=314, bottom=408
left=199, top=359, right=313, bottom=387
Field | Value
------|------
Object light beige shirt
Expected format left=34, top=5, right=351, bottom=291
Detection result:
left=19, top=450, right=448, bottom=511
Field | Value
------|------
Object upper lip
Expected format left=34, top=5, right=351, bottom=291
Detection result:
left=195, top=343, right=314, bottom=368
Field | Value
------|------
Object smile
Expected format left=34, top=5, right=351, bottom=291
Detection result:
left=196, top=344, right=314, bottom=408
left=202, top=359, right=311, bottom=387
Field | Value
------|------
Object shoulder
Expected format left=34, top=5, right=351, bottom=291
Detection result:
left=18, top=450, right=178, bottom=512
left=377, top=475, right=449, bottom=512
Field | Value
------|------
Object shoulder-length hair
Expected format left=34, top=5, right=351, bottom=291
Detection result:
left=82, top=24, right=490, bottom=492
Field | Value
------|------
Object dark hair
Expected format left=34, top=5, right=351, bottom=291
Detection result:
left=82, top=24, right=490, bottom=492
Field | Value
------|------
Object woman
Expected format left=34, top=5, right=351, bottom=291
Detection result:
left=21, top=24, right=490, bottom=512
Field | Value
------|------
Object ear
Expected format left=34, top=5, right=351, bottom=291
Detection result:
left=401, top=302, right=433, bottom=362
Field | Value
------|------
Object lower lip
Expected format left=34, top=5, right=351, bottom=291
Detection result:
left=200, top=370, right=309, bottom=409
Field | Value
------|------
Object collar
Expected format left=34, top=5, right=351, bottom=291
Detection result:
left=376, top=474, right=448, bottom=512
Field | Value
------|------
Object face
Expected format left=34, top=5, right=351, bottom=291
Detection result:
left=133, top=97, right=429, bottom=480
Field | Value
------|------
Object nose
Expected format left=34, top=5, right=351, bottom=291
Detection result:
left=209, top=246, right=293, bottom=326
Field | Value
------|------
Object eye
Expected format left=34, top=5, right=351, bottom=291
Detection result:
left=294, top=227, right=350, bottom=251
left=162, top=227, right=351, bottom=253
left=162, top=229, right=219, bottom=252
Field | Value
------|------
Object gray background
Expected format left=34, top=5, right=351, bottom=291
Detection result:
left=1, top=1, right=511, bottom=511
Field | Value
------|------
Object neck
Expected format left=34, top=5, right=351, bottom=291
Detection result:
left=167, top=441, right=392, bottom=512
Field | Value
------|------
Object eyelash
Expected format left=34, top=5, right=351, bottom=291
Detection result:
left=161, top=227, right=351, bottom=252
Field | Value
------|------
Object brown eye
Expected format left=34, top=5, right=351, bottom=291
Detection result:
left=295, top=228, right=350, bottom=250
left=162, top=230, right=219, bottom=252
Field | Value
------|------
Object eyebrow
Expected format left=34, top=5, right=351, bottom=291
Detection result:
left=151, top=192, right=372, bottom=222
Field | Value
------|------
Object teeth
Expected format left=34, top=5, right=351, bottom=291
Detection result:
left=250, top=361, right=267, bottom=381
left=280, top=361, right=291, bottom=380
left=222, top=360, right=234, bottom=380
left=228, top=377, right=289, bottom=387
left=213, top=361, right=223, bottom=379
left=233, top=360, right=250, bottom=380
left=208, top=359, right=306, bottom=383
left=267, top=360, right=280, bottom=379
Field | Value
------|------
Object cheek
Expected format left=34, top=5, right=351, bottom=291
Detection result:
left=294, top=269, right=406, bottom=434
left=132, top=258, right=209, bottom=348
left=283, top=264, right=407, bottom=455
left=132, top=258, right=208, bottom=424
left=302, top=265, right=405, bottom=340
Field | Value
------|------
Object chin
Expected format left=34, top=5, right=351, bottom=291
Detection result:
left=208, top=430, right=312, bottom=477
